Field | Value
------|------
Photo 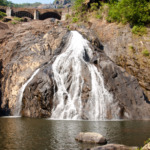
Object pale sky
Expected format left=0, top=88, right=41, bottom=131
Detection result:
left=9, top=0, right=54, bottom=4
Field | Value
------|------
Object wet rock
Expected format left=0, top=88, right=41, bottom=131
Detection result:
left=75, top=132, right=107, bottom=144
left=90, top=144, right=138, bottom=150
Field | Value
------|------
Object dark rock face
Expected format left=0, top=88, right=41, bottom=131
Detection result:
left=0, top=60, right=10, bottom=116
left=22, top=68, right=54, bottom=118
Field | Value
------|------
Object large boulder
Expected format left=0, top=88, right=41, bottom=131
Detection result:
left=90, top=144, right=138, bottom=150
left=75, top=132, right=107, bottom=144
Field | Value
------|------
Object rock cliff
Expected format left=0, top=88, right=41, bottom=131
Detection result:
left=0, top=20, right=150, bottom=119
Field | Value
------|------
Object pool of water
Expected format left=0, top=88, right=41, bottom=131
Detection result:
left=0, top=118, right=150, bottom=150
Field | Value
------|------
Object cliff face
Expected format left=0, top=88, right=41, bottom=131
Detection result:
left=0, top=19, right=150, bottom=119
left=91, top=20, right=150, bottom=101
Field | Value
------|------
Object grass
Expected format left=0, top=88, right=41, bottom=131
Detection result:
left=11, top=21, right=17, bottom=25
left=132, top=26, right=147, bottom=36
left=142, top=49, right=149, bottom=57
left=144, top=138, right=150, bottom=145
left=65, top=14, right=71, bottom=20
left=72, top=17, right=78, bottom=23
left=14, top=17, right=23, bottom=22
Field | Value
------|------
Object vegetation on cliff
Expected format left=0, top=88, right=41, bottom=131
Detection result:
left=70, top=0, right=150, bottom=31
left=0, top=11, right=6, bottom=19
left=107, top=0, right=150, bottom=26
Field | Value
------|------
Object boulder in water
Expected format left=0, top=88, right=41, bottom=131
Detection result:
left=90, top=144, right=138, bottom=150
left=75, top=132, right=107, bottom=144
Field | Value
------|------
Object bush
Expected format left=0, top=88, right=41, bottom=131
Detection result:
left=144, top=138, right=150, bottom=145
left=107, top=0, right=150, bottom=26
left=132, top=26, right=147, bottom=36
left=73, top=0, right=86, bottom=11
left=11, top=21, right=17, bottom=25
left=142, top=49, right=150, bottom=57
left=90, top=3, right=99, bottom=11
left=14, top=17, right=23, bottom=22
left=72, top=17, right=78, bottom=23
left=65, top=14, right=71, bottom=20
left=0, top=11, right=6, bottom=19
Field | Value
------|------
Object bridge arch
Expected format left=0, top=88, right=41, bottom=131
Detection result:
left=39, top=12, right=61, bottom=20
left=13, top=11, right=33, bottom=19
left=0, top=9, right=6, bottom=13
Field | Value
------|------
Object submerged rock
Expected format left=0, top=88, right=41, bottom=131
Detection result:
left=75, top=132, right=107, bottom=144
left=90, top=144, right=138, bottom=150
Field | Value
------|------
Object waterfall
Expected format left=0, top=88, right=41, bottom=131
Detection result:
left=14, top=68, right=40, bottom=116
left=51, top=31, right=119, bottom=120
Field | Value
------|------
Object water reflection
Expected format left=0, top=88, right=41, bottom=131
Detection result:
left=0, top=118, right=150, bottom=150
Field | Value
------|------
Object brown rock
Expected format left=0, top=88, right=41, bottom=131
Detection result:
left=75, top=132, right=107, bottom=144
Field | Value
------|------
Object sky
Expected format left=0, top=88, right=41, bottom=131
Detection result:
left=9, top=0, right=54, bottom=4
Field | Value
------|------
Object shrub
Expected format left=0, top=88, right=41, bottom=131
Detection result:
left=144, top=138, right=150, bottom=145
left=0, top=11, right=6, bottom=19
left=142, top=49, right=149, bottom=56
left=11, top=21, right=17, bottom=25
left=107, top=0, right=150, bottom=26
left=73, top=0, right=85, bottom=11
left=65, top=14, right=71, bottom=20
left=132, top=26, right=147, bottom=36
left=72, top=17, right=78, bottom=23
left=90, top=3, right=99, bottom=11
left=14, top=17, right=23, bottom=22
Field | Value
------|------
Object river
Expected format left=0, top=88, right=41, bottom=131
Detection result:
left=0, top=118, right=150, bottom=150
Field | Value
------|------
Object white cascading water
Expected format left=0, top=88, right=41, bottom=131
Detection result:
left=14, top=68, right=40, bottom=116
left=51, top=31, right=119, bottom=120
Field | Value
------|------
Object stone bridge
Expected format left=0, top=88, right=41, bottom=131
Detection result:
left=0, top=6, right=62, bottom=20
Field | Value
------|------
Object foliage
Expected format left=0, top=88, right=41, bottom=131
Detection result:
left=95, top=3, right=109, bottom=20
left=144, top=138, right=150, bottom=145
left=142, top=49, right=150, bottom=57
left=90, top=3, right=99, bottom=11
left=14, top=17, right=23, bottom=22
left=11, top=21, right=17, bottom=25
left=107, top=0, right=150, bottom=26
left=73, top=0, right=86, bottom=11
left=132, top=26, right=147, bottom=36
left=66, top=14, right=71, bottom=20
left=72, top=17, right=78, bottom=23
left=0, top=11, right=6, bottom=19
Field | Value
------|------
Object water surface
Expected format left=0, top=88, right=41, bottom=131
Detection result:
left=0, top=118, right=150, bottom=150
